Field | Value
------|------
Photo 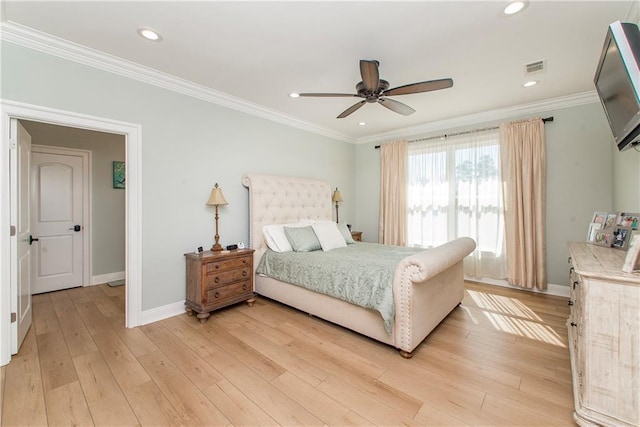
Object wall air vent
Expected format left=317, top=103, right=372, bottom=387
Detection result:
left=525, top=59, right=546, bottom=75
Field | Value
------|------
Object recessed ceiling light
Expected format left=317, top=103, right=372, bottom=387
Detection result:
left=289, top=93, right=300, bottom=98
left=523, top=80, right=538, bottom=87
left=137, top=27, right=162, bottom=42
left=358, top=122, right=366, bottom=126
left=502, top=1, right=528, bottom=16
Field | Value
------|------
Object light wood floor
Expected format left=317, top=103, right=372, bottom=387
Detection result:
left=0, top=281, right=575, bottom=426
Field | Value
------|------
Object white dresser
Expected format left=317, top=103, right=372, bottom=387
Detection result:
left=567, top=242, right=640, bottom=427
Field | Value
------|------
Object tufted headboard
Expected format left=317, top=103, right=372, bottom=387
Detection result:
left=242, top=174, right=332, bottom=264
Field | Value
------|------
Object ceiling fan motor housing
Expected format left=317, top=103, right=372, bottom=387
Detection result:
left=356, top=79, right=389, bottom=100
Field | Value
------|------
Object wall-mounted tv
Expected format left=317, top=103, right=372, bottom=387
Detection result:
left=594, top=21, right=640, bottom=151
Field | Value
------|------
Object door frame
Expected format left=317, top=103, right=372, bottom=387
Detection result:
left=32, top=144, right=92, bottom=290
left=1, top=99, right=143, bottom=366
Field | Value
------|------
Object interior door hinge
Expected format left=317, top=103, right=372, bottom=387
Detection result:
left=10, top=225, right=16, bottom=237
left=10, top=312, right=16, bottom=323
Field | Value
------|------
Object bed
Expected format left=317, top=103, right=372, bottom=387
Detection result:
left=242, top=173, right=475, bottom=358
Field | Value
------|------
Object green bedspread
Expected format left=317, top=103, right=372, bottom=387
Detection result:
left=256, top=242, right=424, bottom=334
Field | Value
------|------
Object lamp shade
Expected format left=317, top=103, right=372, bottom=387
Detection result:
left=332, top=188, right=343, bottom=203
left=206, top=183, right=228, bottom=206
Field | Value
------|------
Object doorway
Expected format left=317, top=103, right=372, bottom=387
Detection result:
left=30, top=144, right=91, bottom=295
left=1, top=100, right=143, bottom=366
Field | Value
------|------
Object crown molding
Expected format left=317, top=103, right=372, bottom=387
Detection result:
left=1, top=21, right=600, bottom=147
left=356, top=91, right=600, bottom=144
left=0, top=21, right=355, bottom=143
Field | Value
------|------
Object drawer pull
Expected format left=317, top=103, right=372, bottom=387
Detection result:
left=215, top=264, right=220, bottom=269
left=242, top=284, right=247, bottom=290
left=214, top=277, right=220, bottom=284
left=573, top=281, right=579, bottom=289
left=568, top=300, right=574, bottom=306
left=242, top=271, right=247, bottom=277
left=243, top=259, right=247, bottom=264
left=214, top=292, right=220, bottom=298
left=570, top=322, right=577, bottom=327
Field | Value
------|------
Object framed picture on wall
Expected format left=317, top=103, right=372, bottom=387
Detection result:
left=113, top=161, right=125, bottom=189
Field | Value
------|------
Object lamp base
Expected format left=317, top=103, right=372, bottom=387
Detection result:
left=211, top=242, right=223, bottom=252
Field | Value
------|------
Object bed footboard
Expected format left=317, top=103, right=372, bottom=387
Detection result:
left=392, top=237, right=476, bottom=356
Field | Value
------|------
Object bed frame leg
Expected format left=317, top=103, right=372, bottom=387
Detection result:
left=399, top=350, right=413, bottom=359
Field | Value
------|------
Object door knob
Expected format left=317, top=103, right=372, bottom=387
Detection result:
left=29, top=235, right=39, bottom=245
left=69, top=225, right=82, bottom=232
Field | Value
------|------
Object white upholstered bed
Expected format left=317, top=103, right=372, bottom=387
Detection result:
left=242, top=173, right=475, bottom=357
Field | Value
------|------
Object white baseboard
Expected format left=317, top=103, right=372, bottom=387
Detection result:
left=140, top=300, right=185, bottom=326
left=90, top=271, right=125, bottom=286
left=466, top=277, right=570, bottom=298
left=135, top=279, right=570, bottom=328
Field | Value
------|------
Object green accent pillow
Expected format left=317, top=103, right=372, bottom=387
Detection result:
left=284, top=226, right=322, bottom=252
left=337, top=222, right=355, bottom=244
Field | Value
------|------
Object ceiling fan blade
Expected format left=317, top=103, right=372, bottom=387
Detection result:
left=384, top=78, right=454, bottom=97
left=360, top=60, right=380, bottom=92
left=378, top=98, right=415, bottom=116
left=337, top=100, right=366, bottom=119
left=298, top=93, right=358, bottom=97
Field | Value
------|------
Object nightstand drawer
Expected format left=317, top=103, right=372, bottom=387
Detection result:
left=206, top=267, right=251, bottom=289
left=206, top=256, right=251, bottom=272
left=206, top=280, right=252, bottom=303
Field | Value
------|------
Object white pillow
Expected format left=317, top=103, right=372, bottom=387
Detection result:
left=263, top=220, right=313, bottom=252
left=312, top=222, right=347, bottom=251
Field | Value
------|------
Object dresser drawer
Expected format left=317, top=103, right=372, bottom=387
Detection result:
left=206, top=266, right=252, bottom=289
left=206, top=256, right=251, bottom=273
left=206, top=280, right=252, bottom=304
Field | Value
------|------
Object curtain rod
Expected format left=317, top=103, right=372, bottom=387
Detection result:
left=374, top=116, right=554, bottom=149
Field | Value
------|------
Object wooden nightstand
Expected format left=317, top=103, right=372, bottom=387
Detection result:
left=351, top=231, right=362, bottom=242
left=184, top=248, right=255, bottom=323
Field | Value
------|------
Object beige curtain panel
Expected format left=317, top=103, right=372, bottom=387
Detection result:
left=379, top=140, right=407, bottom=246
left=499, top=118, right=547, bottom=290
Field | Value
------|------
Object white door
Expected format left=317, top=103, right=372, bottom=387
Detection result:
left=10, top=119, right=33, bottom=353
left=31, top=150, right=84, bottom=294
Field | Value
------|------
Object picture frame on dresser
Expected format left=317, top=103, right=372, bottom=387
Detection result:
left=586, top=222, right=602, bottom=242
left=623, top=234, right=640, bottom=272
left=593, top=229, right=613, bottom=246
left=611, top=226, right=632, bottom=250
left=591, top=211, right=608, bottom=225
left=617, top=212, right=640, bottom=229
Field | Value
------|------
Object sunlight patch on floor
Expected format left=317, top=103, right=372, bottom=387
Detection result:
left=467, top=290, right=566, bottom=347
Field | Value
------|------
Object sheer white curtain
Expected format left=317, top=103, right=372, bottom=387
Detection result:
left=407, top=129, right=507, bottom=279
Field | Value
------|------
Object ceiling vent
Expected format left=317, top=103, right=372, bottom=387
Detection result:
left=525, top=59, right=546, bottom=75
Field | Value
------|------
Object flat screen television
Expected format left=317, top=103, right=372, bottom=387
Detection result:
left=594, top=21, right=640, bottom=151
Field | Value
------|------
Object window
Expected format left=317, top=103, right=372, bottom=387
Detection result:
left=407, top=129, right=506, bottom=279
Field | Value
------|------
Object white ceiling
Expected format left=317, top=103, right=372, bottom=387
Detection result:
left=1, top=1, right=634, bottom=142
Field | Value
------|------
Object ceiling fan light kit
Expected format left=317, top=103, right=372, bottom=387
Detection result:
left=297, top=59, right=453, bottom=119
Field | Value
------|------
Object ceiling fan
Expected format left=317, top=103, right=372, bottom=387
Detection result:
left=298, top=60, right=454, bottom=119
